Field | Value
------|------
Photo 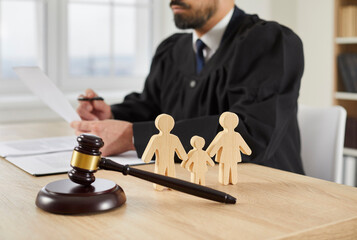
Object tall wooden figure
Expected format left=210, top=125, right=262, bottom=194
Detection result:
left=181, top=136, right=215, bottom=186
left=207, top=112, right=252, bottom=185
left=142, top=114, right=188, bottom=190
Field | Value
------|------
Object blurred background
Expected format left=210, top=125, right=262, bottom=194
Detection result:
left=0, top=0, right=336, bottom=122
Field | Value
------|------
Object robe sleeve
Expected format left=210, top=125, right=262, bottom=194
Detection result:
left=227, top=22, right=304, bottom=167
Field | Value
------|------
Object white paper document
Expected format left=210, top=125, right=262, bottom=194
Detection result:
left=0, top=136, right=77, bottom=157
left=6, top=150, right=146, bottom=176
left=13, top=67, right=80, bottom=123
left=1, top=136, right=150, bottom=176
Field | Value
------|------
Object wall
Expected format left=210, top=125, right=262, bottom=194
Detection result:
left=295, top=0, right=335, bottom=107
left=236, top=0, right=272, bottom=19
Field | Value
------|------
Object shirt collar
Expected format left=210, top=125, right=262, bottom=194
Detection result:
left=192, top=7, right=234, bottom=53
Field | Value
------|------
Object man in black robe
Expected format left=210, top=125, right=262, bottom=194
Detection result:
left=71, top=0, right=305, bottom=174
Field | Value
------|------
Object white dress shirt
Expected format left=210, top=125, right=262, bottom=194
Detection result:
left=192, top=8, right=234, bottom=62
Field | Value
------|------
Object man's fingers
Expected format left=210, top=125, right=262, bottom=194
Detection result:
left=78, top=101, right=92, bottom=111
left=70, top=121, right=81, bottom=130
left=93, top=99, right=109, bottom=112
left=77, top=103, right=99, bottom=120
left=85, top=88, right=97, bottom=98
left=70, top=121, right=94, bottom=132
left=75, top=130, right=84, bottom=136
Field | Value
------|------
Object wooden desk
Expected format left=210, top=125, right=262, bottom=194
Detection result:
left=0, top=121, right=357, bottom=239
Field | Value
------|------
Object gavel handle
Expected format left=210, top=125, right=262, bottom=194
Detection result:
left=99, top=158, right=236, bottom=204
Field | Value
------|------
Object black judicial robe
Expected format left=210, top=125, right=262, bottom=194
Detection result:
left=111, top=7, right=305, bottom=174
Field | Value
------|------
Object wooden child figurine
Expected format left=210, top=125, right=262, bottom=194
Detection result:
left=181, top=136, right=215, bottom=186
left=142, top=114, right=188, bottom=190
left=206, top=112, right=252, bottom=185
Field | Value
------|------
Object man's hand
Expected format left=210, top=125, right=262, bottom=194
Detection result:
left=70, top=119, right=135, bottom=157
left=77, top=89, right=112, bottom=120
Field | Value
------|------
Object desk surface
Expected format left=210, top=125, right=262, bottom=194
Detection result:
left=0, top=121, right=357, bottom=240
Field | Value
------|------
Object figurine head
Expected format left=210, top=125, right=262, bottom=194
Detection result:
left=155, top=114, right=175, bottom=133
left=190, top=136, right=205, bottom=150
left=219, top=112, right=239, bottom=131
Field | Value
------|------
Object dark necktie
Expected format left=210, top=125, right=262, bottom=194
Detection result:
left=195, top=39, right=206, bottom=74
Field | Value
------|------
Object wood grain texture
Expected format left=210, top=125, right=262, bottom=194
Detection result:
left=0, top=121, right=357, bottom=239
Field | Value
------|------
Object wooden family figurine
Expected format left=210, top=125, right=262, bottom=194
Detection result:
left=142, top=112, right=251, bottom=188
left=181, top=136, right=215, bottom=186
left=206, top=112, right=252, bottom=185
left=142, top=114, right=188, bottom=191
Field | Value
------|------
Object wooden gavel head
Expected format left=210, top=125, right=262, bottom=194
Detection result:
left=68, top=134, right=104, bottom=186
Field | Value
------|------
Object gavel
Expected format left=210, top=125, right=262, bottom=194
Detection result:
left=68, top=134, right=236, bottom=204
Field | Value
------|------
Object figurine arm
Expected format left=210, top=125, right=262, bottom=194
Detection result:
left=206, top=155, right=215, bottom=167
left=175, top=137, right=188, bottom=161
left=185, top=158, right=194, bottom=171
left=141, top=137, right=157, bottom=163
left=238, top=134, right=252, bottom=156
left=206, top=133, right=223, bottom=157
left=181, top=150, right=194, bottom=169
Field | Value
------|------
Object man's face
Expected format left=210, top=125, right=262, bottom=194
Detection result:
left=170, top=0, right=218, bottom=29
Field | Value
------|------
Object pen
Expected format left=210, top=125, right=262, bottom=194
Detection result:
left=77, top=96, right=104, bottom=101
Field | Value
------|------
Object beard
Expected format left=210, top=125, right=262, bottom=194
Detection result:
left=170, top=0, right=218, bottom=29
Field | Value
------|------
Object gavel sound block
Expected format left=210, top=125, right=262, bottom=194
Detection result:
left=36, top=135, right=126, bottom=214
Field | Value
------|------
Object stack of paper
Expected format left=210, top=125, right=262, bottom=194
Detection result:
left=0, top=136, right=146, bottom=176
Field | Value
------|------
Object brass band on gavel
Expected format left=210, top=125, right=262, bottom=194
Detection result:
left=70, top=150, right=100, bottom=171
